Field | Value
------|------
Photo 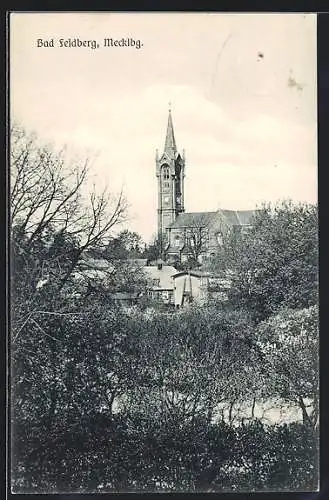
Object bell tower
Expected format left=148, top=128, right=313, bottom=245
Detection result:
left=156, top=106, right=185, bottom=252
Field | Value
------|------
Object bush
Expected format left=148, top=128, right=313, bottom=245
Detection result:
left=12, top=416, right=318, bottom=493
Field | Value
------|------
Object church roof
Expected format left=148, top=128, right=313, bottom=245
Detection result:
left=168, top=210, right=256, bottom=229
left=164, top=110, right=177, bottom=158
left=169, top=211, right=218, bottom=228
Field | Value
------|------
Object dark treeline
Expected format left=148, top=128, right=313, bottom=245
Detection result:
left=11, top=125, right=318, bottom=492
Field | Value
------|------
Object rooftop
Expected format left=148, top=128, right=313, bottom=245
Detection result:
left=169, top=209, right=257, bottom=229
left=143, top=265, right=177, bottom=290
left=169, top=211, right=218, bottom=229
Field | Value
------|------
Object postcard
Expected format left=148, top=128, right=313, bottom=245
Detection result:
left=9, top=12, right=318, bottom=493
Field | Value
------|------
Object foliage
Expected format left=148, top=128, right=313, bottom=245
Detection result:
left=142, top=235, right=162, bottom=262
left=104, top=229, right=146, bottom=260
left=11, top=302, right=318, bottom=492
left=174, top=256, right=202, bottom=271
left=11, top=127, right=318, bottom=493
left=119, top=306, right=258, bottom=424
left=210, top=201, right=318, bottom=321
left=12, top=417, right=318, bottom=493
left=256, top=305, right=319, bottom=429
left=10, top=124, right=128, bottom=327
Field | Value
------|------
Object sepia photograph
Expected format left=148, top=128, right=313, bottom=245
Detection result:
left=9, top=11, right=318, bottom=493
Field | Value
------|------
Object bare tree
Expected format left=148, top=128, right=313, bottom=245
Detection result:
left=10, top=124, right=131, bottom=445
left=11, top=123, right=129, bottom=349
left=183, top=215, right=210, bottom=266
left=11, top=124, right=127, bottom=293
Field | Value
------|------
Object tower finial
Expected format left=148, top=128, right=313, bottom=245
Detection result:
left=164, top=105, right=176, bottom=157
left=168, top=101, right=172, bottom=113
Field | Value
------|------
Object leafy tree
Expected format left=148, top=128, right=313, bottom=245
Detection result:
left=142, top=234, right=162, bottom=262
left=104, top=229, right=145, bottom=260
left=11, top=300, right=318, bottom=492
left=120, top=305, right=262, bottom=429
left=210, top=201, right=318, bottom=321
left=255, top=305, right=319, bottom=429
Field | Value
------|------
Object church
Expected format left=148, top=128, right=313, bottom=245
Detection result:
left=156, top=109, right=257, bottom=265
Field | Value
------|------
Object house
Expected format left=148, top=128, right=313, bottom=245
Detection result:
left=71, top=254, right=145, bottom=306
left=143, top=260, right=177, bottom=305
left=172, top=270, right=208, bottom=307
left=172, top=270, right=232, bottom=307
left=73, top=254, right=179, bottom=307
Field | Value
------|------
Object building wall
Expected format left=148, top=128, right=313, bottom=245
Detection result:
left=166, top=221, right=222, bottom=262
left=173, top=274, right=208, bottom=306
left=165, top=212, right=248, bottom=263
left=207, top=214, right=228, bottom=257
left=147, top=288, right=174, bottom=304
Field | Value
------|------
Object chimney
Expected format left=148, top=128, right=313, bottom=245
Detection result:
left=157, top=258, right=164, bottom=270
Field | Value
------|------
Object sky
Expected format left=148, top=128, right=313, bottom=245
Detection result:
left=10, top=12, right=317, bottom=242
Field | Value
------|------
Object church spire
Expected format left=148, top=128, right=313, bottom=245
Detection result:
left=164, top=104, right=177, bottom=157
left=156, top=106, right=185, bottom=251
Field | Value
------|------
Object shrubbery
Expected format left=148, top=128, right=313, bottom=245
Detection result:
left=12, top=415, right=318, bottom=493
left=11, top=304, right=319, bottom=493
left=10, top=126, right=319, bottom=492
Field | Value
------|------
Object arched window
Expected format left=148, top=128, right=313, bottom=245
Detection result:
left=174, top=235, right=180, bottom=247
left=162, top=166, right=170, bottom=180
left=216, top=232, right=223, bottom=246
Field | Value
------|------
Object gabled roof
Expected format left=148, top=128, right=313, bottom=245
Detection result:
left=219, top=209, right=257, bottom=226
left=220, top=210, right=239, bottom=226
left=172, top=270, right=210, bottom=279
left=168, top=209, right=257, bottom=229
left=143, top=265, right=177, bottom=290
left=159, top=151, right=172, bottom=164
left=169, top=211, right=218, bottom=229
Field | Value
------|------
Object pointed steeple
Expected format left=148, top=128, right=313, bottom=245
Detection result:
left=164, top=105, right=177, bottom=158
left=156, top=105, right=185, bottom=249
